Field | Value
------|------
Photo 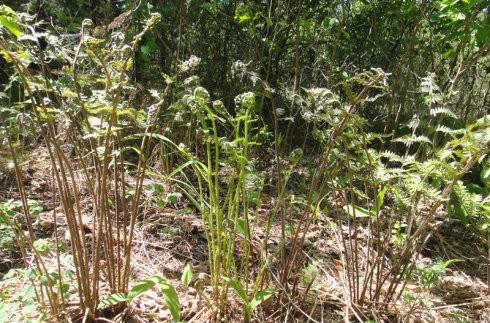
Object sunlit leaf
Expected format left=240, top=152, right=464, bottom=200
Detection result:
left=223, top=277, right=249, bottom=306
left=343, top=204, right=372, bottom=218
left=127, top=278, right=155, bottom=302
left=157, top=277, right=181, bottom=322
left=250, top=288, right=276, bottom=311
left=98, top=293, right=128, bottom=308
left=0, top=6, right=23, bottom=38
left=181, top=263, right=193, bottom=287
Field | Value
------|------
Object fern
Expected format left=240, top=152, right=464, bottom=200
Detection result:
left=420, top=73, right=443, bottom=105
left=302, top=88, right=341, bottom=123
left=430, top=107, right=456, bottom=119
left=393, top=135, right=431, bottom=146
left=302, top=260, right=321, bottom=289
left=391, top=185, right=412, bottom=208
left=414, top=159, right=458, bottom=182
left=404, top=174, right=441, bottom=201
left=375, top=165, right=406, bottom=182
left=379, top=150, right=415, bottom=165
left=365, top=132, right=393, bottom=144
left=451, top=182, right=482, bottom=222
left=434, top=125, right=464, bottom=137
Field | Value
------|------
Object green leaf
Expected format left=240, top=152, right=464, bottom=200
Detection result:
left=28, top=199, right=43, bottom=216
left=223, top=277, right=249, bottom=306
left=33, top=239, right=52, bottom=256
left=181, top=263, right=193, bottom=287
left=250, top=288, right=276, bottom=311
left=376, top=186, right=388, bottom=212
left=127, top=278, right=156, bottom=302
left=0, top=6, right=23, bottom=38
left=98, top=293, right=128, bottom=308
left=0, top=16, right=22, bottom=38
left=0, top=6, right=17, bottom=17
left=22, top=285, right=36, bottom=302
left=438, top=258, right=462, bottom=269
left=39, top=272, right=59, bottom=287
left=467, top=183, right=484, bottom=194
left=289, top=148, right=303, bottom=164
left=27, top=268, right=39, bottom=280
left=60, top=282, right=70, bottom=295
left=476, top=24, right=490, bottom=47
left=343, top=204, right=372, bottom=218
left=21, top=303, right=36, bottom=316
left=236, top=217, right=249, bottom=236
left=0, top=302, right=18, bottom=323
left=236, top=14, right=251, bottom=23
left=166, top=192, right=182, bottom=204
left=157, top=278, right=181, bottom=322
left=147, top=183, right=165, bottom=196
left=141, top=39, right=158, bottom=59
left=156, top=198, right=166, bottom=208
left=443, top=47, right=457, bottom=58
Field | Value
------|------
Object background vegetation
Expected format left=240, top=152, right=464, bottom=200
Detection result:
left=0, top=0, right=489, bottom=322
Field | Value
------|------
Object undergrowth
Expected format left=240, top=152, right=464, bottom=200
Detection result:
left=0, top=2, right=489, bottom=322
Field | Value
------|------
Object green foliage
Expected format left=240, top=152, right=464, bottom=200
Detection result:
left=0, top=227, right=15, bottom=249
left=343, top=186, right=387, bottom=218
left=0, top=5, right=23, bottom=38
left=33, top=239, right=52, bottom=256
left=0, top=199, right=43, bottom=219
left=402, top=291, right=433, bottom=310
left=223, top=277, right=276, bottom=321
left=147, top=183, right=183, bottom=207
left=414, top=259, right=461, bottom=289
left=391, top=221, right=408, bottom=248
left=0, top=273, right=44, bottom=323
left=301, top=259, right=321, bottom=293
left=450, top=181, right=482, bottom=222
left=99, top=293, right=128, bottom=308
left=343, top=204, right=372, bottom=218
left=0, top=199, right=43, bottom=251
left=1, top=0, right=489, bottom=321
left=181, top=263, right=193, bottom=287
left=158, top=278, right=181, bottom=323
left=100, top=275, right=181, bottom=322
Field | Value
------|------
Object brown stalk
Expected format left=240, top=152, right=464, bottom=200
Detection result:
left=282, top=76, right=381, bottom=288
left=1, top=42, right=94, bottom=315
left=6, top=129, right=60, bottom=314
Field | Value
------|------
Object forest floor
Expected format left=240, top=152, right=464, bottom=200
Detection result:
left=1, top=147, right=489, bottom=322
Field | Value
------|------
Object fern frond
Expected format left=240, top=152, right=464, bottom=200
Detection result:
left=391, top=185, right=411, bottom=208
left=365, top=132, right=393, bottom=143
left=379, top=150, right=415, bottom=164
left=393, top=135, right=431, bottom=146
left=414, top=159, right=458, bottom=181
left=430, top=107, right=457, bottom=119
left=434, top=125, right=465, bottom=138
left=451, top=182, right=482, bottom=220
